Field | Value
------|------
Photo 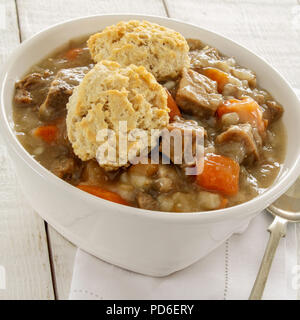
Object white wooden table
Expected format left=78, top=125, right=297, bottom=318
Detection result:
left=0, top=0, right=299, bottom=300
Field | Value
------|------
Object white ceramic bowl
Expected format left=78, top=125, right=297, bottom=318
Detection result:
left=1, top=14, right=300, bottom=277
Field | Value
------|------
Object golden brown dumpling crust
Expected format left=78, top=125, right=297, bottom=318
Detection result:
left=66, top=60, right=169, bottom=170
left=87, top=20, right=190, bottom=81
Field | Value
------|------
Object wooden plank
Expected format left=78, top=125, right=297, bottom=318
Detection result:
left=165, top=0, right=300, bottom=88
left=0, top=0, right=19, bottom=64
left=164, top=0, right=300, bottom=299
left=0, top=0, right=54, bottom=300
left=16, top=0, right=167, bottom=300
left=46, top=227, right=76, bottom=300
left=16, top=0, right=167, bottom=40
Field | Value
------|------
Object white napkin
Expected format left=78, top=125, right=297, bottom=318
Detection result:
left=69, top=212, right=298, bottom=300
left=68, top=87, right=300, bottom=301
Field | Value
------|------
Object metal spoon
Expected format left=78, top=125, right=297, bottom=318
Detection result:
left=249, top=179, right=300, bottom=300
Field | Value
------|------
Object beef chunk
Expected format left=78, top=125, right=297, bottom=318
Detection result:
left=81, top=159, right=108, bottom=185
left=51, top=157, right=76, bottom=179
left=176, top=68, right=223, bottom=117
left=262, top=100, right=284, bottom=123
left=216, top=124, right=261, bottom=164
left=15, top=86, right=32, bottom=105
left=136, top=192, right=159, bottom=210
left=51, top=155, right=85, bottom=184
left=153, top=177, right=174, bottom=193
left=161, top=118, right=206, bottom=172
left=39, top=66, right=89, bottom=119
left=15, top=72, right=49, bottom=105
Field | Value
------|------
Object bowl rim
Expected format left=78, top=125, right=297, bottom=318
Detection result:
left=1, top=13, right=300, bottom=223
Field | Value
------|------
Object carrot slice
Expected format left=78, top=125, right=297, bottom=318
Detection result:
left=203, top=67, right=229, bottom=93
left=196, top=154, right=240, bottom=196
left=64, top=48, right=83, bottom=61
left=166, top=89, right=181, bottom=121
left=217, top=97, right=267, bottom=134
left=77, top=185, right=129, bottom=206
left=33, top=125, right=58, bottom=143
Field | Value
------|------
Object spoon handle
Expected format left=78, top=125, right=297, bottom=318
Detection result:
left=249, top=215, right=287, bottom=300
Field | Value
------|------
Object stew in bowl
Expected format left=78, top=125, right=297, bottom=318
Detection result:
left=13, top=20, right=286, bottom=213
